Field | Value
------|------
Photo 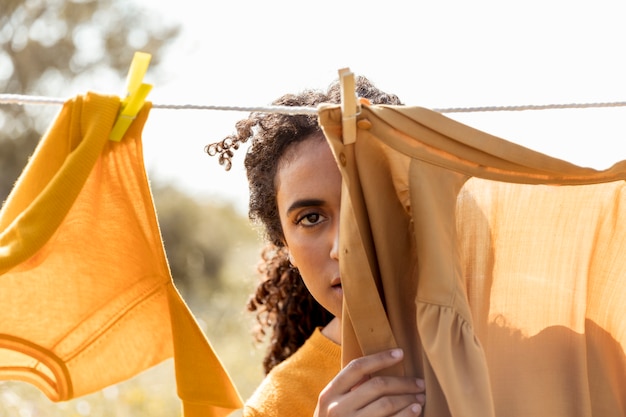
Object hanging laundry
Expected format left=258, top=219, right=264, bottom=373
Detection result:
left=318, top=103, right=626, bottom=417
left=0, top=92, right=242, bottom=417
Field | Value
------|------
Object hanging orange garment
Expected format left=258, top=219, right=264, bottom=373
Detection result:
left=0, top=92, right=242, bottom=416
left=318, top=103, right=626, bottom=417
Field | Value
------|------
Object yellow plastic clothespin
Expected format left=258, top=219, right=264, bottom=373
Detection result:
left=338, top=67, right=360, bottom=145
left=109, top=51, right=153, bottom=142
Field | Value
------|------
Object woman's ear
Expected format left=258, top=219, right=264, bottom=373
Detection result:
left=287, top=250, right=297, bottom=268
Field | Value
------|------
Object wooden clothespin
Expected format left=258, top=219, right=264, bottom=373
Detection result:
left=338, top=67, right=360, bottom=145
left=109, top=52, right=153, bottom=142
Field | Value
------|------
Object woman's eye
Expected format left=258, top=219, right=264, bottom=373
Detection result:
left=296, top=212, right=323, bottom=227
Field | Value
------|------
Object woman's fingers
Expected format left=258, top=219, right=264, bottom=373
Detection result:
left=329, top=348, right=406, bottom=393
left=348, top=376, right=424, bottom=413
left=317, top=349, right=426, bottom=417
left=397, top=403, right=424, bottom=417
left=320, top=390, right=424, bottom=417
left=355, top=393, right=423, bottom=417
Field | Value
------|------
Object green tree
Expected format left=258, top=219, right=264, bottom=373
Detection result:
left=0, top=0, right=180, bottom=202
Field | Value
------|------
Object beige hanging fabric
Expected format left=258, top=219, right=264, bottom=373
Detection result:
left=0, top=92, right=242, bottom=417
left=318, top=103, right=626, bottom=417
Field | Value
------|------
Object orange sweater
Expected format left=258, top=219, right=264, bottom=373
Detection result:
left=244, top=328, right=341, bottom=417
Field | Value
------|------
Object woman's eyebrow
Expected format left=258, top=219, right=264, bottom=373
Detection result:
left=286, top=199, right=325, bottom=215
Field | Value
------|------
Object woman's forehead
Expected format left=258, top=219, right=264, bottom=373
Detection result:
left=275, top=136, right=339, bottom=199
left=280, top=132, right=326, bottom=163
left=275, top=133, right=328, bottom=179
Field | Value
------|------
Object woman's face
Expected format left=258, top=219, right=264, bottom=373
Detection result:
left=275, top=133, right=343, bottom=319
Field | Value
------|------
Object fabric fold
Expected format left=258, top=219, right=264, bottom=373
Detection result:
left=0, top=92, right=242, bottom=416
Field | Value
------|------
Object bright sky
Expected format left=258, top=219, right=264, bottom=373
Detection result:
left=130, top=0, right=625, bottom=213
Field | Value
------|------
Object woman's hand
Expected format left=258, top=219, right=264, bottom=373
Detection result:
left=314, top=348, right=426, bottom=417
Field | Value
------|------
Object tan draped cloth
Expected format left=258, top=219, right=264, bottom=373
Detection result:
left=318, top=103, right=626, bottom=417
left=0, top=93, right=242, bottom=417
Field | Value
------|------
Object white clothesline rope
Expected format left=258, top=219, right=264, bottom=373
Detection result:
left=1, top=93, right=625, bottom=115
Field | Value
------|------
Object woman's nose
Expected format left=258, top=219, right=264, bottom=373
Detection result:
left=330, top=222, right=340, bottom=260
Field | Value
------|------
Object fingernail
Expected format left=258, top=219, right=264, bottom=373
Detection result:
left=416, top=378, right=425, bottom=389
left=416, top=394, right=426, bottom=404
left=411, top=404, right=422, bottom=414
left=390, top=348, right=403, bottom=358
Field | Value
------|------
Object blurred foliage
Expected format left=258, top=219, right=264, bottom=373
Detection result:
left=151, top=184, right=259, bottom=301
left=0, top=0, right=267, bottom=415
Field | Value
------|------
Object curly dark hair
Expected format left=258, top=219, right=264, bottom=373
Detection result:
left=206, top=76, right=402, bottom=374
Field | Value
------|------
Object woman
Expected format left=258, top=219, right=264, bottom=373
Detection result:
left=207, top=77, right=426, bottom=417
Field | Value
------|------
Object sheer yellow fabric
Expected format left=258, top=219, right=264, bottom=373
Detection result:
left=0, top=93, right=242, bottom=416
left=318, top=103, right=626, bottom=417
